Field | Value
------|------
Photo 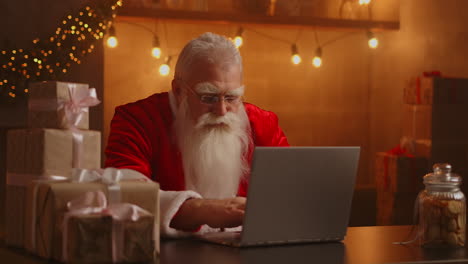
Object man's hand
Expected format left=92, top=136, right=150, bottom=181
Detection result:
left=170, top=197, right=246, bottom=231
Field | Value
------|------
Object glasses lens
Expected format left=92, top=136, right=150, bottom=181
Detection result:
left=225, top=96, right=240, bottom=104
left=200, top=95, right=219, bottom=104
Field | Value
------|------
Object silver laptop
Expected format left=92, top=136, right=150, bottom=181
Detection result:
left=197, top=146, right=360, bottom=247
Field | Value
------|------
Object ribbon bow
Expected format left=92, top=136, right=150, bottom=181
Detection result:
left=71, top=168, right=150, bottom=204
left=59, top=83, right=100, bottom=128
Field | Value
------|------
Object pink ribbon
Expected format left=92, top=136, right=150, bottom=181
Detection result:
left=71, top=168, right=150, bottom=204
left=62, top=191, right=153, bottom=262
left=63, top=84, right=100, bottom=168
left=28, top=83, right=100, bottom=169
left=60, top=84, right=100, bottom=128
left=29, top=168, right=149, bottom=253
left=28, top=83, right=101, bottom=128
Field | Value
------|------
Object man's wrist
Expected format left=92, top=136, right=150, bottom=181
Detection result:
left=170, top=198, right=206, bottom=231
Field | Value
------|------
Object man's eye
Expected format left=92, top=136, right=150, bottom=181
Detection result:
left=201, top=95, right=218, bottom=103
left=225, top=96, right=238, bottom=103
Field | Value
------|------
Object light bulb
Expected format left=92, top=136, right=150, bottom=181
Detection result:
left=152, top=47, right=161, bottom=58
left=159, top=64, right=170, bottom=76
left=367, top=31, right=378, bottom=49
left=234, top=27, right=244, bottom=48
left=312, top=47, right=322, bottom=68
left=234, top=36, right=243, bottom=48
left=292, top=54, right=301, bottom=65
left=159, top=56, right=172, bottom=76
left=107, top=37, right=118, bottom=48
left=290, top=44, right=301, bottom=65
left=368, top=37, right=378, bottom=49
left=107, top=26, right=118, bottom=48
left=312, top=56, right=322, bottom=68
left=359, top=0, right=371, bottom=5
left=152, top=36, right=161, bottom=58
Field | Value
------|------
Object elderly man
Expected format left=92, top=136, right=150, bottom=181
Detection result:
left=105, top=32, right=289, bottom=237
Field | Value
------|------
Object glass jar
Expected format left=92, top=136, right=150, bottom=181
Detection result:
left=418, top=163, right=466, bottom=247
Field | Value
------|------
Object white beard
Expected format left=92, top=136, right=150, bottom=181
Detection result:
left=174, top=98, right=251, bottom=199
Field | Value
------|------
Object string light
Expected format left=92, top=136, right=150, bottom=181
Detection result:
left=233, top=27, right=244, bottom=49
left=151, top=35, right=161, bottom=59
left=0, top=0, right=120, bottom=102
left=159, top=56, right=172, bottom=76
left=359, top=0, right=371, bottom=5
left=106, top=25, right=118, bottom=48
left=290, top=44, right=301, bottom=65
left=367, top=31, right=378, bottom=49
left=312, top=47, right=323, bottom=68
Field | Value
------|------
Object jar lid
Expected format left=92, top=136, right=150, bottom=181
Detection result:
left=423, top=163, right=462, bottom=185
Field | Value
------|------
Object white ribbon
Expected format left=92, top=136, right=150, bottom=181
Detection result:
left=400, top=136, right=416, bottom=154
left=71, top=168, right=150, bottom=204
left=62, top=191, right=152, bottom=262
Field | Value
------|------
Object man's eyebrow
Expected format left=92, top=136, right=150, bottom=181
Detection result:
left=195, top=82, right=219, bottom=94
left=194, top=82, right=245, bottom=96
left=226, top=86, right=245, bottom=96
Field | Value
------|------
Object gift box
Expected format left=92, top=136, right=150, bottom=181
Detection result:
left=28, top=81, right=100, bottom=129
left=377, top=190, right=419, bottom=225
left=375, top=151, right=430, bottom=226
left=404, top=75, right=468, bottom=105
left=402, top=104, right=468, bottom=143
left=6, top=128, right=101, bottom=177
left=402, top=104, right=432, bottom=141
left=63, top=191, right=155, bottom=263
left=5, top=185, right=26, bottom=247
left=404, top=76, right=434, bottom=105
left=4, top=128, right=100, bottom=248
left=24, top=168, right=159, bottom=261
left=375, top=152, right=429, bottom=193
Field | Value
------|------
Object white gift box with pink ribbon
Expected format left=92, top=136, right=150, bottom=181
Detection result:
left=23, top=167, right=160, bottom=261
left=28, top=81, right=100, bottom=129
left=63, top=191, right=155, bottom=263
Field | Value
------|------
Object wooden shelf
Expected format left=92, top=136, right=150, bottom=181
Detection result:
left=117, top=7, right=399, bottom=31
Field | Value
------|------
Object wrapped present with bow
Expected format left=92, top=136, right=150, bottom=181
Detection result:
left=375, top=145, right=430, bottom=225
left=375, top=145, right=429, bottom=194
left=23, top=168, right=159, bottom=261
left=5, top=128, right=100, bottom=247
left=63, top=191, right=155, bottom=263
left=28, top=81, right=100, bottom=129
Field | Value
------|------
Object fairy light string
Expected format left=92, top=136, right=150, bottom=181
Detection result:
left=0, top=0, right=122, bottom=102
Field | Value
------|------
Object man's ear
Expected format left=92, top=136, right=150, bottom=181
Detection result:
left=171, top=79, right=182, bottom=104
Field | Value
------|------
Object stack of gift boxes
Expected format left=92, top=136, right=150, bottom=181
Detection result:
left=4, top=81, right=159, bottom=262
left=376, top=74, right=468, bottom=225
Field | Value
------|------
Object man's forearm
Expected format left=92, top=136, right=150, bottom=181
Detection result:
left=169, top=198, right=205, bottom=231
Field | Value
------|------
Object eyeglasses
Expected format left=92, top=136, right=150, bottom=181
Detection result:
left=178, top=79, right=243, bottom=106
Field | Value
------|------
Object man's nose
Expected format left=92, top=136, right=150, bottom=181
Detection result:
left=212, top=99, right=228, bottom=116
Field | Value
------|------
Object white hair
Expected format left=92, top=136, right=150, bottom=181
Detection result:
left=174, top=32, right=243, bottom=82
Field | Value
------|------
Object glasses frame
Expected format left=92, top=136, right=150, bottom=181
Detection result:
left=178, top=79, right=244, bottom=106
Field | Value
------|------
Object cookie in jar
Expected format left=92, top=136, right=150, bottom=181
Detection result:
left=418, top=163, right=466, bottom=247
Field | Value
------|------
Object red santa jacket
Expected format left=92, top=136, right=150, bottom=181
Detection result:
left=105, top=92, right=289, bottom=197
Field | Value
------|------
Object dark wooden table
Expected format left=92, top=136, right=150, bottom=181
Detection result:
left=2, top=226, right=468, bottom=264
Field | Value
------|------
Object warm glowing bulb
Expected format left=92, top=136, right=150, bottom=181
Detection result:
left=107, top=36, right=118, bottom=48
left=368, top=37, right=378, bottom=48
left=234, top=36, right=243, bottom=48
left=359, top=0, right=371, bottom=5
left=152, top=47, right=161, bottom=59
left=291, top=54, right=301, bottom=65
left=159, top=64, right=170, bottom=76
left=312, top=56, right=322, bottom=68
